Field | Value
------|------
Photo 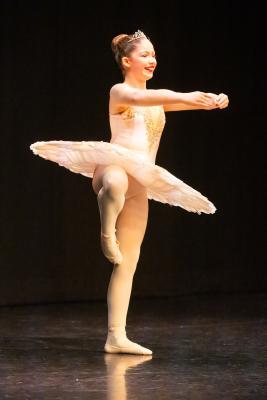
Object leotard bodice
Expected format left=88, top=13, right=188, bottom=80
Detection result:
left=109, top=105, right=166, bottom=163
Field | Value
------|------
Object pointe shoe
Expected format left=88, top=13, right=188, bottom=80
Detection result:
left=100, top=229, right=123, bottom=265
left=104, top=327, right=153, bottom=355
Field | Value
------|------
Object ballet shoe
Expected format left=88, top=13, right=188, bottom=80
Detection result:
left=100, top=229, right=123, bottom=265
left=104, top=327, right=153, bottom=355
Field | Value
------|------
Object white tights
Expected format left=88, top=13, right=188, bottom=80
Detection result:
left=94, top=165, right=152, bottom=355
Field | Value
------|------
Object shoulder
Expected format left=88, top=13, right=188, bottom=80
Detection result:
left=109, top=82, right=138, bottom=98
left=110, top=83, right=126, bottom=96
left=109, top=83, right=130, bottom=114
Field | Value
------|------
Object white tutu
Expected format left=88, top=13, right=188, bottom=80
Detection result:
left=30, top=139, right=216, bottom=215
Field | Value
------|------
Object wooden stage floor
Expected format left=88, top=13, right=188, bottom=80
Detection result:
left=0, top=292, right=266, bottom=399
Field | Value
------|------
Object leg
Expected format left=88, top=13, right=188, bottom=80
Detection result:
left=104, top=189, right=152, bottom=355
left=93, top=165, right=129, bottom=264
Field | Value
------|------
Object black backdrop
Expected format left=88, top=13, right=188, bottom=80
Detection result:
left=1, top=1, right=266, bottom=305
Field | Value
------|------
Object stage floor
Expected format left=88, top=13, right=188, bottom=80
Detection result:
left=0, top=292, right=266, bottom=399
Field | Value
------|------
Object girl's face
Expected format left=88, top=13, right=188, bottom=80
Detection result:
left=123, top=39, right=157, bottom=80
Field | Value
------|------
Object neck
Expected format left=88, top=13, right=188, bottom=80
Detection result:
left=124, top=75, right=146, bottom=89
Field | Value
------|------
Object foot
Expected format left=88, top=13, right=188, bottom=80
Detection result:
left=104, top=327, right=152, bottom=355
left=101, top=229, right=123, bottom=265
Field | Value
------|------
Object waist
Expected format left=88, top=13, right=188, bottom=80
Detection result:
left=109, top=138, right=156, bottom=163
left=110, top=136, right=147, bottom=152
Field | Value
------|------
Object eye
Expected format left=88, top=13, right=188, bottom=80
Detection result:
left=140, top=53, right=157, bottom=59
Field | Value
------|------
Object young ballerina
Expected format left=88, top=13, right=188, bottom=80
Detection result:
left=30, top=30, right=229, bottom=355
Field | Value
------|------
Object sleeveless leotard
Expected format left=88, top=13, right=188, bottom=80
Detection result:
left=109, top=105, right=165, bottom=164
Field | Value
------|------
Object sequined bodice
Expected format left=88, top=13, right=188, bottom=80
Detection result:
left=109, top=105, right=166, bottom=163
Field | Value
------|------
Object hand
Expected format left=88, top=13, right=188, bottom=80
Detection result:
left=214, top=93, right=229, bottom=109
left=186, top=91, right=218, bottom=109
left=185, top=91, right=229, bottom=110
left=206, top=93, right=229, bottom=110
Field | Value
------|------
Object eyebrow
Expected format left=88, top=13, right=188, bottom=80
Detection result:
left=140, top=50, right=156, bottom=54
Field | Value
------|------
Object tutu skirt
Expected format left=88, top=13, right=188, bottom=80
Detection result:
left=30, top=140, right=216, bottom=215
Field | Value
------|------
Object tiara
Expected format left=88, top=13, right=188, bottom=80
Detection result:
left=128, top=30, right=147, bottom=42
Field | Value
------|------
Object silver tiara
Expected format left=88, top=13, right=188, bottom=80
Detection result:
left=128, top=30, right=147, bottom=42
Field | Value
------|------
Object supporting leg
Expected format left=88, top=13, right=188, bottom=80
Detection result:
left=104, top=190, right=152, bottom=355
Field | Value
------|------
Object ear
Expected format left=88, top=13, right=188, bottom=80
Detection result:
left=121, top=56, right=131, bottom=70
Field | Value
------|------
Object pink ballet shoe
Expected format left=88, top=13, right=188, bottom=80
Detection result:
left=100, top=229, right=123, bottom=265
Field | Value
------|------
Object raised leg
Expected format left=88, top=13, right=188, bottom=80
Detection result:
left=95, top=165, right=129, bottom=264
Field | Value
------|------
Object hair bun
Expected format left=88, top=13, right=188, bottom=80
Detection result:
left=111, top=34, right=129, bottom=54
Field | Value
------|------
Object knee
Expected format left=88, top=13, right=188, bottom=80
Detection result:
left=103, top=168, right=128, bottom=198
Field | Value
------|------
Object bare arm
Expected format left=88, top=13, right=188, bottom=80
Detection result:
left=110, top=83, right=226, bottom=111
left=164, top=92, right=229, bottom=111
left=164, top=103, right=209, bottom=111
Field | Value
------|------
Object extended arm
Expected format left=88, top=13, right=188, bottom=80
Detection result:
left=110, top=83, right=228, bottom=111
left=163, top=92, right=229, bottom=111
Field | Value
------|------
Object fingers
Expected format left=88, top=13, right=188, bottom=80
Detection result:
left=215, top=93, right=229, bottom=109
left=202, top=92, right=218, bottom=110
left=195, top=91, right=229, bottom=110
left=200, top=92, right=216, bottom=110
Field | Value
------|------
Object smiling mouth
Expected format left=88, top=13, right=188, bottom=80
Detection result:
left=144, top=67, right=155, bottom=73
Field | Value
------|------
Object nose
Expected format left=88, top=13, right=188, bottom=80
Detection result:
left=149, top=57, right=157, bottom=65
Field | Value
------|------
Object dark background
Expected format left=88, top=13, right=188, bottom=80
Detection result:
left=0, top=1, right=266, bottom=305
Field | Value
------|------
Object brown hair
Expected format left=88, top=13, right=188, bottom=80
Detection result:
left=111, top=32, right=151, bottom=75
